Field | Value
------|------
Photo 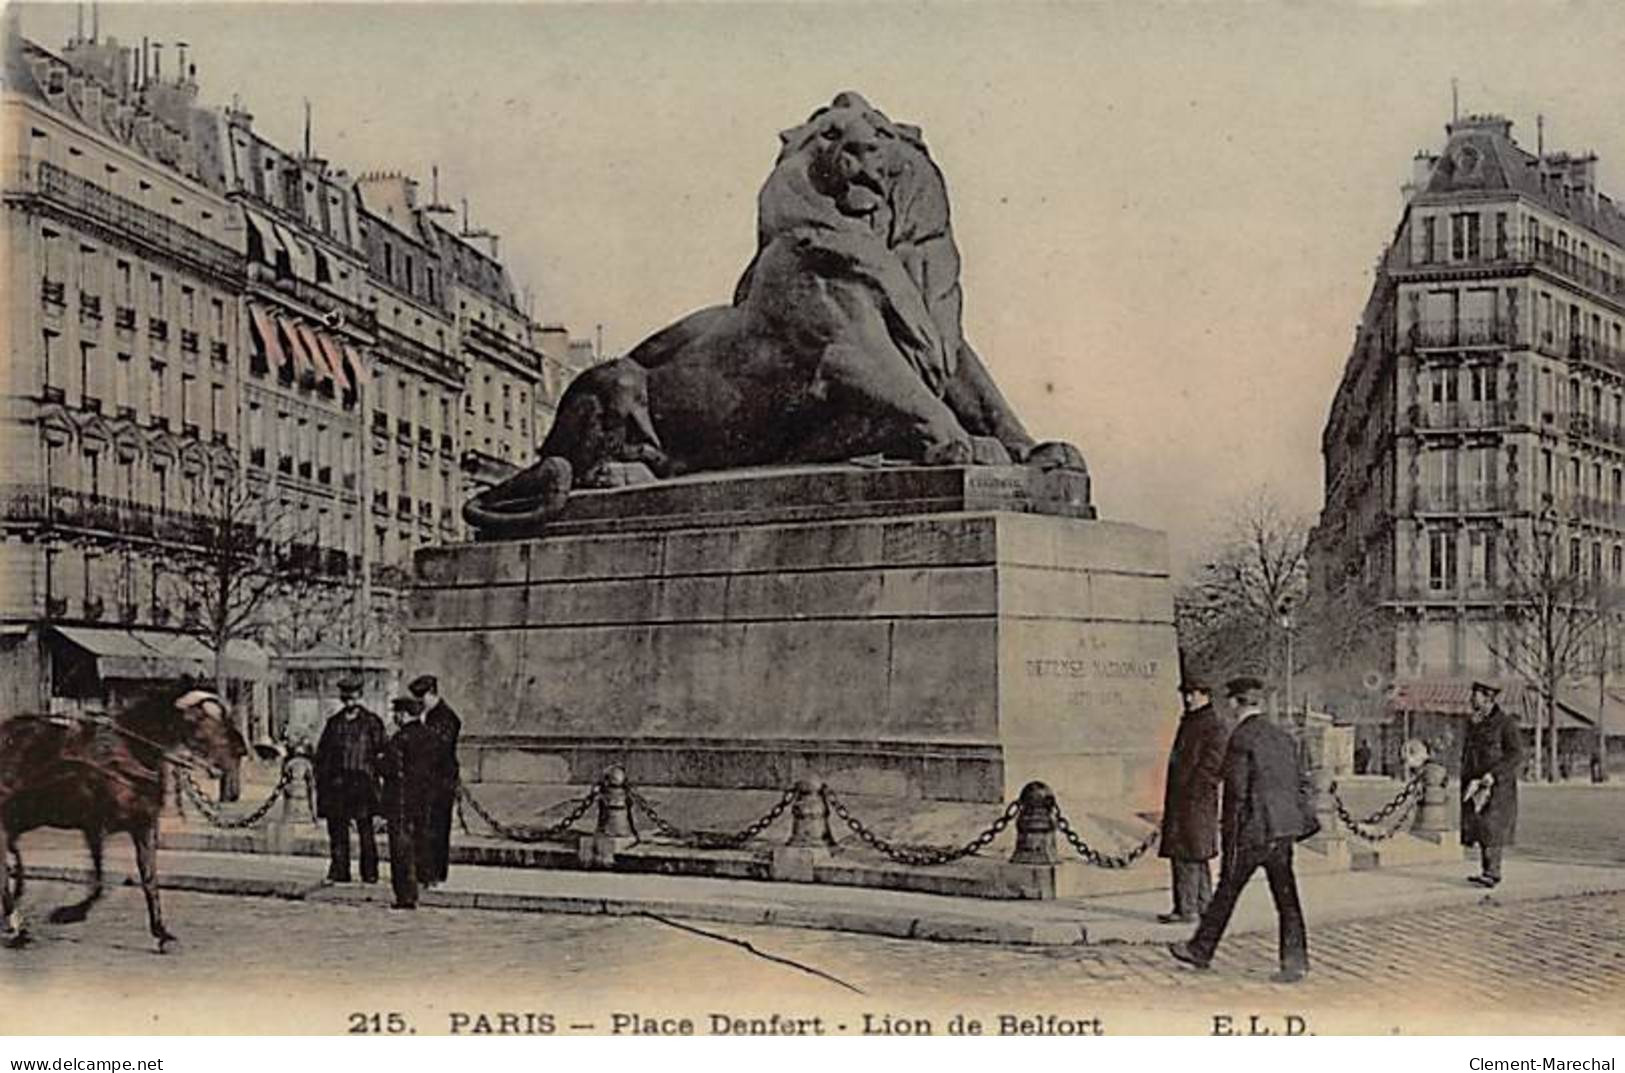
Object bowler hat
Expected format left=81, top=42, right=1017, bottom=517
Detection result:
left=1470, top=680, right=1502, bottom=697
left=1179, top=675, right=1210, bottom=695
left=407, top=674, right=438, bottom=697
left=391, top=696, right=423, bottom=716
left=336, top=676, right=363, bottom=698
left=1224, top=675, right=1265, bottom=699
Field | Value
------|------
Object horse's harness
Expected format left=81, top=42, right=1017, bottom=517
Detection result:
left=9, top=700, right=224, bottom=796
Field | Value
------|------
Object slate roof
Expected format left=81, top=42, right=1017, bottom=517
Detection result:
left=1419, top=116, right=1625, bottom=249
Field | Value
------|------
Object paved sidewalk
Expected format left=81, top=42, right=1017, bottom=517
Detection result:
left=19, top=833, right=1625, bottom=947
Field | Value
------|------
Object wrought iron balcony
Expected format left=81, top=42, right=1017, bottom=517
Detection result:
left=1397, top=236, right=1625, bottom=306
left=41, top=279, right=65, bottom=306
left=148, top=318, right=168, bottom=342
left=180, top=329, right=199, bottom=353
left=1411, top=317, right=1516, bottom=349
left=114, top=306, right=136, bottom=330
left=83, top=596, right=105, bottom=622
left=373, top=490, right=389, bottom=514
left=249, top=446, right=267, bottom=468
left=41, top=385, right=65, bottom=404
left=45, top=596, right=68, bottom=619
left=28, top=163, right=242, bottom=279
left=78, top=293, right=102, bottom=320
left=210, top=340, right=229, bottom=362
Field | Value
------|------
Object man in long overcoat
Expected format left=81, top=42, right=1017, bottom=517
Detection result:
left=382, top=696, right=439, bottom=910
left=1170, top=676, right=1319, bottom=983
left=313, top=677, right=389, bottom=884
left=1157, top=675, right=1231, bottom=923
left=1461, top=680, right=1523, bottom=888
left=408, top=674, right=461, bottom=886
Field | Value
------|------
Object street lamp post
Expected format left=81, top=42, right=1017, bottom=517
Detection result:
left=1281, top=606, right=1295, bottom=714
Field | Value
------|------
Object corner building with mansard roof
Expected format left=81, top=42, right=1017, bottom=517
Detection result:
left=1310, top=113, right=1625, bottom=772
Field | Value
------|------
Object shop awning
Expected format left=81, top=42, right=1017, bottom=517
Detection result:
left=278, top=315, right=319, bottom=381
left=341, top=343, right=371, bottom=388
left=50, top=627, right=269, bottom=682
left=248, top=304, right=288, bottom=371
left=292, top=320, right=336, bottom=387
left=242, top=208, right=287, bottom=265
left=314, top=331, right=352, bottom=394
left=270, top=219, right=316, bottom=281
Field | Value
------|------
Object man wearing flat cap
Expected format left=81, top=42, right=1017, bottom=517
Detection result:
left=1170, top=675, right=1318, bottom=983
left=1157, top=672, right=1231, bottom=923
left=383, top=696, right=438, bottom=910
left=1461, top=680, right=1523, bottom=888
left=407, top=674, right=461, bottom=886
left=314, top=676, right=388, bottom=884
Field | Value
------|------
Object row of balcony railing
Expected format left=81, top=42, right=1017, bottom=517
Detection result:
left=1398, top=237, right=1625, bottom=306
left=25, top=162, right=243, bottom=278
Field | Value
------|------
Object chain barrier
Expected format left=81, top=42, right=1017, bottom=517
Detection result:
left=178, top=766, right=290, bottom=829
left=1052, top=806, right=1161, bottom=868
left=1330, top=772, right=1424, bottom=842
left=820, top=786, right=1019, bottom=866
left=627, top=786, right=797, bottom=849
left=455, top=781, right=599, bottom=844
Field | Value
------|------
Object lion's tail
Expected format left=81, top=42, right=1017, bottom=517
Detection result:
left=461, top=456, right=574, bottom=538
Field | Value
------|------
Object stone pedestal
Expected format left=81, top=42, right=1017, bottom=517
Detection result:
left=407, top=465, right=1179, bottom=816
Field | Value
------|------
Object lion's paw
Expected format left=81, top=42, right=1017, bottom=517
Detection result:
left=599, top=461, right=659, bottom=488
left=922, top=439, right=974, bottom=467
left=969, top=436, right=1013, bottom=466
left=1025, top=441, right=1088, bottom=473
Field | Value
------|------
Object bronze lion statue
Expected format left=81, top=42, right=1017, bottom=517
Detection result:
left=465, top=92, right=1085, bottom=536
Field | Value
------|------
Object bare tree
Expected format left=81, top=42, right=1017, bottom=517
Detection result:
left=156, top=471, right=323, bottom=797
left=1482, top=517, right=1605, bottom=782
left=1176, top=486, right=1311, bottom=689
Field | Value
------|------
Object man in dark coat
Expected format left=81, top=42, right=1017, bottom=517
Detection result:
left=1461, top=680, right=1523, bottom=888
left=313, top=677, right=389, bottom=884
left=1157, top=675, right=1231, bottom=923
left=382, top=696, right=439, bottom=910
left=408, top=674, right=461, bottom=887
left=1170, top=676, right=1318, bottom=983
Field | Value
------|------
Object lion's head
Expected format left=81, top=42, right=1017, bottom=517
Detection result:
left=757, top=92, right=912, bottom=239
left=741, top=93, right=966, bottom=381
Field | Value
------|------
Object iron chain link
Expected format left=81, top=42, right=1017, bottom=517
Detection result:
left=1052, top=806, right=1161, bottom=868
left=627, top=786, right=797, bottom=849
left=456, top=781, right=600, bottom=844
left=179, top=766, right=290, bottom=830
left=1330, top=772, right=1424, bottom=842
left=820, top=787, right=1019, bottom=866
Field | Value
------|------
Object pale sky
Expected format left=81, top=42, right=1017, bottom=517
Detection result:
left=16, top=1, right=1625, bottom=569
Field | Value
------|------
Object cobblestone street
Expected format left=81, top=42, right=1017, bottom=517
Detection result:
left=6, top=877, right=1623, bottom=1035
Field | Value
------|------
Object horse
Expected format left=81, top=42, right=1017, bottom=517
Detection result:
left=0, top=683, right=247, bottom=952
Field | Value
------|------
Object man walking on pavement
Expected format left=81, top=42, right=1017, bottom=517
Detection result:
left=383, top=696, right=437, bottom=910
left=1169, top=676, right=1318, bottom=983
left=408, top=674, right=461, bottom=887
left=1157, top=672, right=1231, bottom=923
left=314, top=677, right=389, bottom=884
left=1461, top=680, right=1523, bottom=889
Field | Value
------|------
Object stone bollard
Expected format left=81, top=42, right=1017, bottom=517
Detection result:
left=772, top=780, right=832, bottom=883
left=785, top=780, right=833, bottom=848
left=1412, top=760, right=1452, bottom=836
left=578, top=766, right=635, bottom=869
left=1008, top=781, right=1060, bottom=865
left=1312, top=766, right=1341, bottom=845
